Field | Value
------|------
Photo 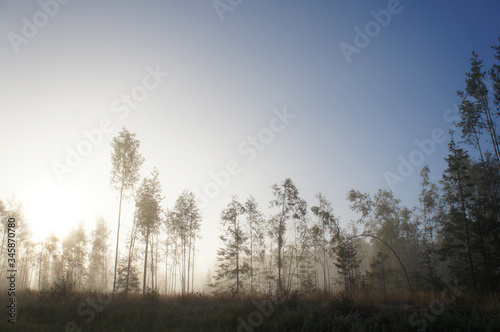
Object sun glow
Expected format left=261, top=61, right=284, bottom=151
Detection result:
left=25, top=184, right=90, bottom=240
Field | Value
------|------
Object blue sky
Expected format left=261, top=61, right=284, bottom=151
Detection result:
left=1, top=0, right=500, bottom=280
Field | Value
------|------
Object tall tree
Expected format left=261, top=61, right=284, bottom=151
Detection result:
left=418, top=165, right=441, bottom=291
left=88, top=216, right=110, bottom=291
left=62, top=221, right=88, bottom=289
left=369, top=251, right=389, bottom=297
left=213, top=196, right=248, bottom=294
left=116, top=257, right=140, bottom=293
left=1, top=197, right=32, bottom=289
left=458, top=52, right=500, bottom=168
left=334, top=233, right=361, bottom=294
left=310, top=193, right=339, bottom=292
left=36, top=239, right=48, bottom=291
left=110, top=127, right=144, bottom=294
left=244, top=196, right=265, bottom=294
left=269, top=178, right=307, bottom=294
left=490, top=37, right=500, bottom=110
left=45, top=232, right=61, bottom=287
left=124, top=215, right=139, bottom=294
left=441, top=136, right=477, bottom=289
left=348, top=189, right=418, bottom=288
left=135, top=168, right=163, bottom=294
left=167, top=191, right=201, bottom=295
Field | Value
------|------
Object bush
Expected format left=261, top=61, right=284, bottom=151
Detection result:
left=328, top=291, right=354, bottom=316
left=48, top=276, right=74, bottom=299
left=143, top=287, right=160, bottom=304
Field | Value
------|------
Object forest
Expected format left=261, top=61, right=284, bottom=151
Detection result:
left=2, top=39, right=500, bottom=332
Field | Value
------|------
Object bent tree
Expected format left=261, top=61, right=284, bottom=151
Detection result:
left=110, top=127, right=144, bottom=294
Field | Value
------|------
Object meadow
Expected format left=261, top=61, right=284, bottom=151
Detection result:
left=1, top=289, right=499, bottom=331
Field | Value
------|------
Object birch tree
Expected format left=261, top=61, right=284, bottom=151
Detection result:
left=135, top=168, right=163, bottom=294
left=110, top=127, right=144, bottom=294
left=269, top=178, right=307, bottom=294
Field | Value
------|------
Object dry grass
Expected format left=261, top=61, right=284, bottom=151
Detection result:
left=0, top=289, right=498, bottom=331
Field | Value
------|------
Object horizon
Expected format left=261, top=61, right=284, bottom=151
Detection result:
left=2, top=0, right=500, bottom=292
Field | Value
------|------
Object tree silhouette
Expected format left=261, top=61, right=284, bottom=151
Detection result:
left=88, top=216, right=110, bottom=291
left=269, top=178, right=307, bottom=294
left=213, top=196, right=248, bottom=294
left=110, top=127, right=144, bottom=294
left=244, top=195, right=265, bottom=294
left=135, top=168, right=163, bottom=294
left=166, top=190, right=201, bottom=295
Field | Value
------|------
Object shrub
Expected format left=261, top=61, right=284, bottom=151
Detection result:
left=143, top=287, right=160, bottom=304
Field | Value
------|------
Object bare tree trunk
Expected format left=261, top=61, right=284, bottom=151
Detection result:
left=150, top=236, right=154, bottom=290
left=250, top=225, right=254, bottom=294
left=236, top=250, right=240, bottom=295
left=182, top=239, right=186, bottom=295
left=191, top=236, right=196, bottom=293
left=457, top=167, right=477, bottom=289
left=277, top=217, right=284, bottom=293
left=143, top=226, right=150, bottom=294
left=171, top=252, right=177, bottom=294
left=165, top=241, right=168, bottom=295
left=187, top=233, right=191, bottom=294
left=113, top=183, right=125, bottom=294
left=125, top=218, right=138, bottom=293
left=103, top=251, right=107, bottom=292
left=155, top=235, right=159, bottom=290
left=38, top=242, right=44, bottom=291
left=21, top=251, right=29, bottom=289
left=480, top=100, right=500, bottom=168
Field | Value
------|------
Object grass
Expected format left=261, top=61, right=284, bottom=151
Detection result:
left=0, top=289, right=498, bottom=331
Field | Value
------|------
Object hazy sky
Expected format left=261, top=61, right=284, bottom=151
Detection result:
left=1, top=0, right=500, bottom=279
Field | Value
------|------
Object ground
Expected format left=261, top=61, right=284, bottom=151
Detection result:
left=0, top=289, right=499, bottom=331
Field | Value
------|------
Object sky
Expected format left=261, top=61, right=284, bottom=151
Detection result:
left=1, top=0, right=500, bottom=285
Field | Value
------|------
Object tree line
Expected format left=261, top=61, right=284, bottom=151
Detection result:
left=0, top=37, right=499, bottom=297
left=210, top=37, right=500, bottom=296
left=0, top=127, right=202, bottom=296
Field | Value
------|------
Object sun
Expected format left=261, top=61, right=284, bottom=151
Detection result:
left=25, top=184, right=90, bottom=241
